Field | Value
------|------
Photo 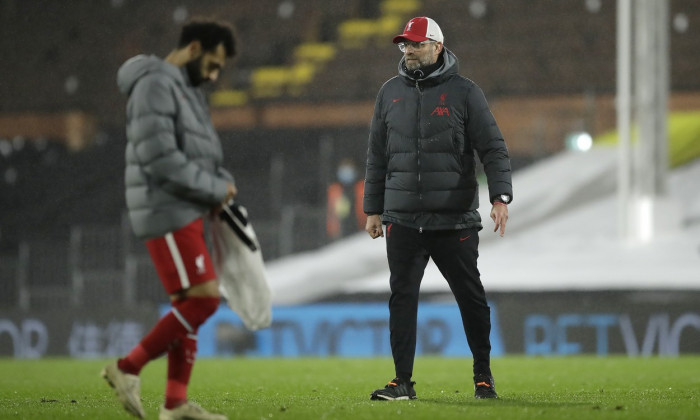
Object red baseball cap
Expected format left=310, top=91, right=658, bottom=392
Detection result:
left=393, top=16, right=444, bottom=44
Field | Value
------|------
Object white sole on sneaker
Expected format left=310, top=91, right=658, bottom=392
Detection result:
left=159, top=401, right=228, bottom=420
left=370, top=393, right=417, bottom=401
left=101, top=362, right=146, bottom=419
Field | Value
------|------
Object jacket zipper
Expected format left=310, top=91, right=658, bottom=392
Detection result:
left=415, top=79, right=423, bottom=202
left=416, top=80, right=423, bottom=233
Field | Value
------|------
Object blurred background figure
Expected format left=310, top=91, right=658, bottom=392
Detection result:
left=326, top=158, right=366, bottom=240
left=102, top=18, right=235, bottom=420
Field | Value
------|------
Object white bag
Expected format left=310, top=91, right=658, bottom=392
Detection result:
left=210, top=201, right=272, bottom=331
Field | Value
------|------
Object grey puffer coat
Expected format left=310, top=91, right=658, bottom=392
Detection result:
left=363, top=47, right=512, bottom=231
left=117, top=55, right=233, bottom=239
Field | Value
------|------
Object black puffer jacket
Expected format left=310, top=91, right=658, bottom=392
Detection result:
left=363, top=47, right=512, bottom=231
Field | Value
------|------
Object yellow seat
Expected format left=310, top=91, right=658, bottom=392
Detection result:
left=294, top=43, right=336, bottom=64
left=250, top=67, right=292, bottom=98
left=338, top=19, right=378, bottom=49
left=210, top=89, right=248, bottom=107
left=380, top=0, right=421, bottom=15
left=287, top=62, right=317, bottom=96
left=375, top=14, right=403, bottom=41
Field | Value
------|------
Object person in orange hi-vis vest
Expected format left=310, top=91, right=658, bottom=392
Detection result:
left=326, top=158, right=367, bottom=240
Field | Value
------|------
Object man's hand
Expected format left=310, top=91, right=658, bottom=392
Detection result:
left=490, top=202, right=508, bottom=237
left=212, top=183, right=238, bottom=215
left=365, top=214, right=384, bottom=239
left=224, top=183, right=237, bottom=203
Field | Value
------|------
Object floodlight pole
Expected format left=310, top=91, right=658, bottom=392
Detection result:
left=616, top=0, right=632, bottom=241
left=616, top=0, right=670, bottom=243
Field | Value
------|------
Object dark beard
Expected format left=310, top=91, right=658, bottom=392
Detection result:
left=185, top=56, right=206, bottom=87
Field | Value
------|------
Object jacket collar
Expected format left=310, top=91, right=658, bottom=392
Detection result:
left=397, top=47, right=459, bottom=85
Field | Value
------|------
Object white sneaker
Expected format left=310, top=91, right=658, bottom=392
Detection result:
left=101, top=361, right=146, bottom=419
left=159, top=401, right=228, bottom=420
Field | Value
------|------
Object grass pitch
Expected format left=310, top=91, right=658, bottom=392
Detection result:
left=0, top=356, right=698, bottom=419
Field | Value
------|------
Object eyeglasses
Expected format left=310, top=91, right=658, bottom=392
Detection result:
left=397, top=40, right=436, bottom=53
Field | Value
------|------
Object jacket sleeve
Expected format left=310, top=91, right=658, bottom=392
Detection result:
left=466, top=84, right=513, bottom=204
left=128, top=74, right=228, bottom=206
left=363, top=89, right=388, bottom=215
left=217, top=167, right=235, bottom=184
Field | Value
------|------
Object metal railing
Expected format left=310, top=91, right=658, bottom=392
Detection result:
left=1, top=205, right=330, bottom=310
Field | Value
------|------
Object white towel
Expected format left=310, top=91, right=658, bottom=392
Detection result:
left=210, top=202, right=272, bottom=331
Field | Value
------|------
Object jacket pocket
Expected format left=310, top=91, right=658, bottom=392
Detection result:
left=443, top=126, right=462, bottom=155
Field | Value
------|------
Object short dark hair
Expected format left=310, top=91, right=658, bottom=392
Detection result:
left=178, top=19, right=236, bottom=57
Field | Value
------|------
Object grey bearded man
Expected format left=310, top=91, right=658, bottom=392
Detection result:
left=363, top=16, right=513, bottom=401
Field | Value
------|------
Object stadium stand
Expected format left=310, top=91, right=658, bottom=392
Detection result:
left=2, top=1, right=700, bottom=115
left=1, top=0, right=700, bottom=309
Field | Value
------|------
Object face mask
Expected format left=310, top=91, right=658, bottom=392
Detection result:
left=337, top=166, right=357, bottom=185
left=185, top=55, right=206, bottom=87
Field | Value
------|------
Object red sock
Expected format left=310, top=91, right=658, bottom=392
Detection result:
left=117, top=345, right=150, bottom=375
left=164, top=334, right=197, bottom=409
left=118, top=311, right=185, bottom=375
left=118, top=297, right=219, bottom=376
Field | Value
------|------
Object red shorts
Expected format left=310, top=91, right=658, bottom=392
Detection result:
left=145, top=218, right=216, bottom=295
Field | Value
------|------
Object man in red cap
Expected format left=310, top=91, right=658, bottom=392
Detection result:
left=364, top=16, right=512, bottom=401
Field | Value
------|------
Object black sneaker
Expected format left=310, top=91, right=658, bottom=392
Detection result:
left=370, top=378, right=417, bottom=400
left=473, top=373, right=498, bottom=399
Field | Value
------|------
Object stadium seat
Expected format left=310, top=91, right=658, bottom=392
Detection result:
left=287, top=62, right=317, bottom=96
left=210, top=89, right=249, bottom=107
left=380, top=0, right=421, bottom=15
left=294, top=43, right=337, bottom=64
left=339, top=19, right=378, bottom=49
left=251, top=67, right=292, bottom=98
left=374, top=14, right=404, bottom=43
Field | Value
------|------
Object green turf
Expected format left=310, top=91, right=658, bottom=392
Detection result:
left=0, top=356, right=698, bottom=419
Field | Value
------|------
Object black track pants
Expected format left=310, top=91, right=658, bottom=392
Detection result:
left=385, top=222, right=492, bottom=379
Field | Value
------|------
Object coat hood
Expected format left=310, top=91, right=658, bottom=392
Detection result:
left=398, top=46, right=459, bottom=83
left=117, top=54, right=185, bottom=95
